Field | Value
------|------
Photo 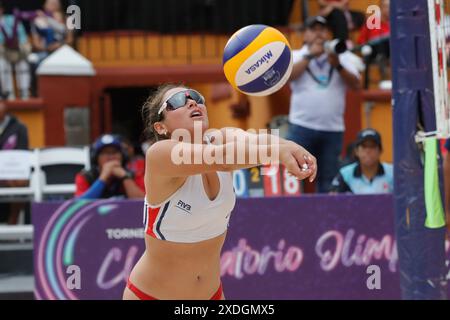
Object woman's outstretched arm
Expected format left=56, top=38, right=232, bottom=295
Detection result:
left=146, top=129, right=316, bottom=182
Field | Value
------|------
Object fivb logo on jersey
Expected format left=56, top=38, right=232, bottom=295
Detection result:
left=176, top=200, right=192, bottom=214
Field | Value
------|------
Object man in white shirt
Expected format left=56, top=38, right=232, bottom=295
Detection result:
left=287, top=15, right=361, bottom=192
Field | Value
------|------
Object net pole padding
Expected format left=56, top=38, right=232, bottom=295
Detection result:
left=390, top=0, right=448, bottom=299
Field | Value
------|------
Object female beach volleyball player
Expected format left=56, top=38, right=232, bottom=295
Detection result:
left=123, top=84, right=317, bottom=300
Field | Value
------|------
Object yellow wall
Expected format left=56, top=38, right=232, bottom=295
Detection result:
left=77, top=34, right=232, bottom=68
left=73, top=0, right=387, bottom=148
left=9, top=110, right=46, bottom=149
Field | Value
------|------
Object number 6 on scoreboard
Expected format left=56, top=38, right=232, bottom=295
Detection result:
left=282, top=166, right=301, bottom=196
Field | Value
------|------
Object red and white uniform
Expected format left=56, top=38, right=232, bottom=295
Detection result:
left=143, top=172, right=236, bottom=243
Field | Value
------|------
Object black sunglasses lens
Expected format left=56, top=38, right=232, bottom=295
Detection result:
left=166, top=90, right=204, bottom=111
left=166, top=92, right=187, bottom=110
left=187, top=90, right=204, bottom=104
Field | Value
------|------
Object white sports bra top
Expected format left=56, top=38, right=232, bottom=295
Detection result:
left=143, top=171, right=236, bottom=243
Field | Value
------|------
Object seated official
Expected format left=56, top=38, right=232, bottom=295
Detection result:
left=75, top=134, right=145, bottom=199
left=330, top=129, right=393, bottom=194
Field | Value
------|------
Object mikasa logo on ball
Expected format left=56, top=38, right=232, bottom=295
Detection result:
left=236, top=42, right=286, bottom=85
left=223, top=25, right=293, bottom=96
left=245, top=51, right=274, bottom=75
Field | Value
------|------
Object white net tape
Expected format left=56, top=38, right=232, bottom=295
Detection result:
left=428, top=0, right=450, bottom=138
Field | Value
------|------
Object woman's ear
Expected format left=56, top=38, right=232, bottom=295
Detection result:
left=154, top=122, right=168, bottom=136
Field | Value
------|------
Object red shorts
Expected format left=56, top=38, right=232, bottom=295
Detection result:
left=126, top=278, right=223, bottom=300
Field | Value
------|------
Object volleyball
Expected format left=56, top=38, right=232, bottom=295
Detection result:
left=223, top=24, right=293, bottom=96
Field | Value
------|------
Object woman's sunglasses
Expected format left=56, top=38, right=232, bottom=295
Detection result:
left=158, top=89, right=205, bottom=116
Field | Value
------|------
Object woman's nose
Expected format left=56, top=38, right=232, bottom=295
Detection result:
left=186, top=99, right=198, bottom=109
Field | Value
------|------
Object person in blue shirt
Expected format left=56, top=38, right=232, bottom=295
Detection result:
left=74, top=134, right=145, bottom=200
left=330, top=128, right=393, bottom=194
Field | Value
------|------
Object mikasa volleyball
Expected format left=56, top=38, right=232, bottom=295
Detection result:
left=223, top=24, right=293, bottom=96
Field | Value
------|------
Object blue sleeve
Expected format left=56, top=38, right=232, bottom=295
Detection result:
left=445, top=139, right=450, bottom=152
left=78, top=179, right=106, bottom=199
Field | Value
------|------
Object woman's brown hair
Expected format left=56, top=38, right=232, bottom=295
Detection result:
left=141, top=83, right=186, bottom=144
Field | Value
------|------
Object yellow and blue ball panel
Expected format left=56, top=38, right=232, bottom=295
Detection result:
left=223, top=24, right=292, bottom=96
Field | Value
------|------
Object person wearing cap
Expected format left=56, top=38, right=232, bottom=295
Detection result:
left=286, top=15, right=362, bottom=193
left=74, top=134, right=145, bottom=199
left=330, top=128, right=393, bottom=194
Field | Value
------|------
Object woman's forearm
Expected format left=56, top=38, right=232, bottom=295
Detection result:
left=214, top=129, right=294, bottom=171
left=220, top=128, right=290, bottom=147
left=220, top=141, right=283, bottom=171
left=220, top=139, right=315, bottom=182
left=149, top=129, right=315, bottom=180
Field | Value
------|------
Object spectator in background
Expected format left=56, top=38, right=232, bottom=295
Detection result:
left=0, top=1, right=31, bottom=100
left=443, top=139, right=450, bottom=233
left=357, top=0, right=390, bottom=82
left=29, top=0, right=73, bottom=96
left=31, top=0, right=72, bottom=58
left=121, top=137, right=145, bottom=190
left=287, top=16, right=361, bottom=193
left=330, top=128, right=393, bottom=194
left=0, top=97, right=29, bottom=224
left=75, top=134, right=145, bottom=199
left=318, top=0, right=365, bottom=43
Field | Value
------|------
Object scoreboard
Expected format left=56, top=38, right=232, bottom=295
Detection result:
left=232, top=165, right=302, bottom=198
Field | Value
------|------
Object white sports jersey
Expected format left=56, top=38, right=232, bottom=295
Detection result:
left=289, top=45, right=361, bottom=132
left=143, top=172, right=236, bottom=243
